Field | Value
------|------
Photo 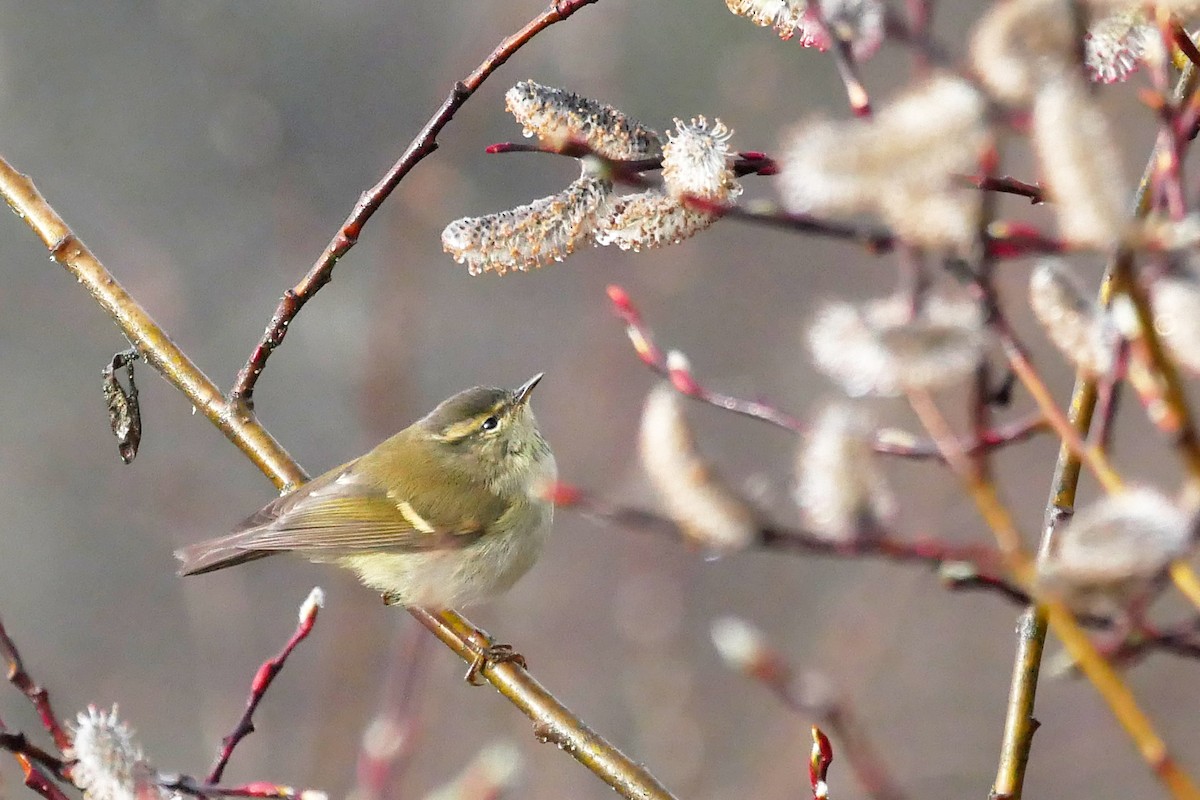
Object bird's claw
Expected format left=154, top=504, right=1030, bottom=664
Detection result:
left=464, top=639, right=526, bottom=685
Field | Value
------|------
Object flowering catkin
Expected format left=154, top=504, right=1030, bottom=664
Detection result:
left=1151, top=268, right=1200, bottom=374
left=794, top=403, right=895, bottom=542
left=505, top=80, right=663, bottom=160
left=639, top=380, right=758, bottom=553
left=1084, top=9, right=1153, bottom=84
left=595, top=190, right=716, bottom=251
left=1028, top=259, right=1119, bottom=376
left=441, top=174, right=611, bottom=275
left=807, top=292, right=989, bottom=397
left=780, top=73, right=987, bottom=237
left=1031, top=75, right=1128, bottom=250
left=724, top=0, right=884, bottom=59
left=969, top=0, right=1077, bottom=103
left=1038, top=488, right=1196, bottom=614
left=661, top=117, right=741, bottom=202
left=67, top=706, right=151, bottom=800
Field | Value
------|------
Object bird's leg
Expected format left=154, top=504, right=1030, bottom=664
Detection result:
left=462, top=627, right=526, bottom=686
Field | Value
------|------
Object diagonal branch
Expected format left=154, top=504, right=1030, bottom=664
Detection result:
left=0, top=155, right=676, bottom=800
left=227, top=0, right=602, bottom=409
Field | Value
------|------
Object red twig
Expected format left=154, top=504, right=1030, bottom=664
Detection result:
left=206, top=589, right=323, bottom=784
left=809, top=727, right=834, bottom=800
left=163, top=775, right=323, bottom=800
left=0, top=616, right=69, bottom=751
left=548, top=480, right=1012, bottom=591
left=961, top=174, right=1045, bottom=204
left=604, top=284, right=1048, bottom=458
left=12, top=754, right=71, bottom=800
left=228, top=0, right=602, bottom=408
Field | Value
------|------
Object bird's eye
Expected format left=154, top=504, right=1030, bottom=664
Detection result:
left=480, top=415, right=499, bottom=432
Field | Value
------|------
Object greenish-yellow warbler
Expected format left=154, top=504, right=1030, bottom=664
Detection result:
left=175, top=375, right=555, bottom=608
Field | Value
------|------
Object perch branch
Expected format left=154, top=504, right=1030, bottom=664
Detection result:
left=0, top=155, right=676, bottom=800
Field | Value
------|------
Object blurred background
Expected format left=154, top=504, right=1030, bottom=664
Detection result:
left=0, top=1, right=1194, bottom=798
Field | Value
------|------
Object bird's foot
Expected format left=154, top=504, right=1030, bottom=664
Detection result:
left=463, top=632, right=526, bottom=685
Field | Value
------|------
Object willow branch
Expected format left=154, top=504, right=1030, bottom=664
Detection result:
left=605, top=284, right=1048, bottom=459
left=907, top=391, right=1199, bottom=800
left=0, top=156, right=676, bottom=800
left=990, top=60, right=1200, bottom=800
left=228, top=0, right=602, bottom=408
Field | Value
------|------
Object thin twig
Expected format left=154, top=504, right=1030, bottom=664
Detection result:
left=207, top=590, right=323, bottom=784
left=605, top=284, right=1048, bottom=458
left=407, top=607, right=677, bottom=800
left=228, top=0, right=602, bottom=409
left=907, top=390, right=1200, bottom=800
left=549, top=481, right=1017, bottom=598
left=714, top=621, right=903, bottom=800
left=991, top=60, right=1200, bottom=800
left=0, top=616, right=69, bottom=751
left=0, top=153, right=678, bottom=800
left=163, top=774, right=322, bottom=800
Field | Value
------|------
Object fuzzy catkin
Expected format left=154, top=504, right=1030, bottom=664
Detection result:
left=1038, top=488, right=1196, bottom=614
left=808, top=293, right=989, bottom=397
left=505, top=80, right=663, bottom=160
left=639, top=382, right=758, bottom=553
left=1029, top=259, right=1118, bottom=376
left=795, top=403, right=895, bottom=541
left=1031, top=75, right=1128, bottom=250
left=441, top=175, right=611, bottom=275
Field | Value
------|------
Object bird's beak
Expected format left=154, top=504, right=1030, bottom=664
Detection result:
left=512, top=372, right=544, bottom=406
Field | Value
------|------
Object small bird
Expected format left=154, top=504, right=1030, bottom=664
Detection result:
left=175, top=375, right=556, bottom=612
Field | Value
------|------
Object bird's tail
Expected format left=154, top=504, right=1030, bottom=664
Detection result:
left=174, top=532, right=276, bottom=576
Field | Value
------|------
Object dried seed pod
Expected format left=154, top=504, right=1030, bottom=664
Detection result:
left=639, top=379, right=758, bottom=553
left=808, top=292, right=989, bottom=397
left=662, top=117, right=741, bottom=202
left=1037, top=488, right=1196, bottom=614
left=1031, top=74, right=1128, bottom=250
left=505, top=80, right=663, bottom=160
left=441, top=174, right=611, bottom=275
left=1029, top=259, right=1119, bottom=376
left=595, top=190, right=716, bottom=251
left=794, top=403, right=895, bottom=542
left=101, top=349, right=141, bottom=464
left=1151, top=268, right=1200, bottom=374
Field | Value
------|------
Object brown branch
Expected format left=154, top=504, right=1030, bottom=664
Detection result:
left=207, top=589, right=323, bottom=784
left=228, top=0, right=602, bottom=409
left=960, top=174, right=1044, bottom=204
left=408, top=607, right=675, bottom=799
left=0, top=616, right=69, bottom=752
left=0, top=732, right=68, bottom=777
left=605, top=284, right=1049, bottom=458
left=0, top=155, right=677, bottom=800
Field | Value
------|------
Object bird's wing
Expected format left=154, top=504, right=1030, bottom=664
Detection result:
left=228, top=461, right=497, bottom=554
